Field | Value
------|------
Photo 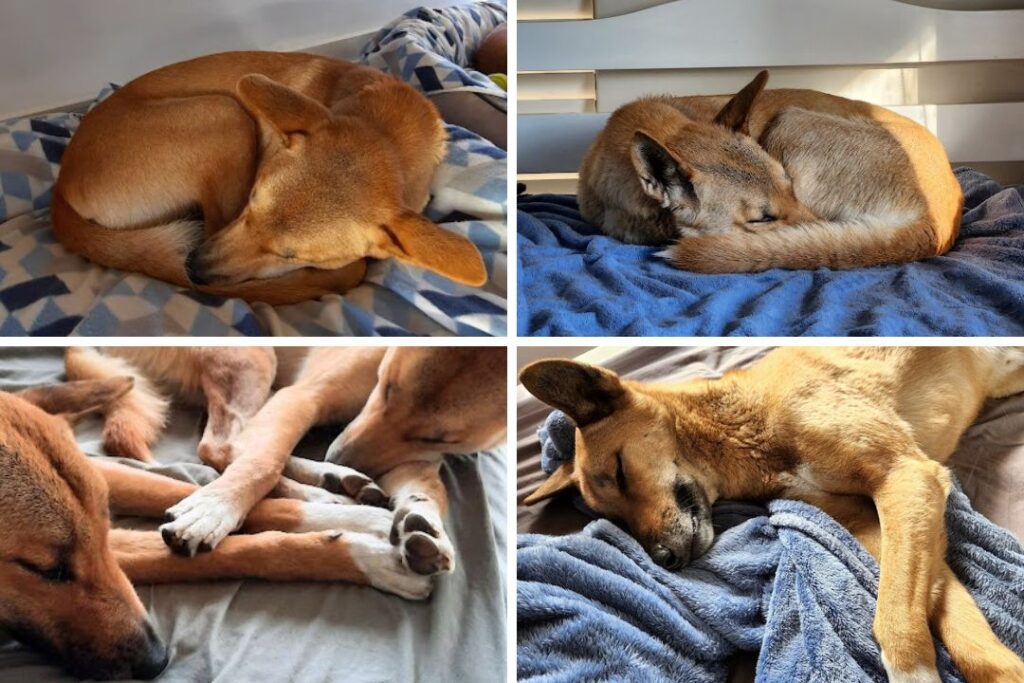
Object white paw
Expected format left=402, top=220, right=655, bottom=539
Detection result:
left=881, top=653, right=941, bottom=683
left=274, top=478, right=357, bottom=505
left=348, top=533, right=433, bottom=601
left=160, top=490, right=244, bottom=556
left=283, top=459, right=389, bottom=507
left=292, top=504, right=392, bottom=540
left=390, top=503, right=455, bottom=576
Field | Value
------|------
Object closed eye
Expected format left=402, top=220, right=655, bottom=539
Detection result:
left=747, top=214, right=777, bottom=224
left=615, top=450, right=628, bottom=493
left=17, top=559, right=73, bottom=583
left=416, top=434, right=458, bottom=445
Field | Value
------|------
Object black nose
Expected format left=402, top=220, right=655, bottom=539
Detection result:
left=651, top=544, right=684, bottom=570
left=131, top=621, right=169, bottom=679
left=184, top=248, right=209, bottom=286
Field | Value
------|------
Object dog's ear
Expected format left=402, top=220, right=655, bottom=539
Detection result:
left=236, top=74, right=331, bottom=144
left=523, top=462, right=577, bottom=505
left=520, top=360, right=625, bottom=427
left=377, top=211, right=487, bottom=286
left=713, top=69, right=769, bottom=135
left=630, top=131, right=698, bottom=211
left=17, top=377, right=133, bottom=425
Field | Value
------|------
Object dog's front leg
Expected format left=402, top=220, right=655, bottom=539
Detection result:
left=872, top=456, right=951, bottom=683
left=379, top=461, right=455, bottom=576
left=160, top=384, right=319, bottom=556
left=110, top=528, right=432, bottom=600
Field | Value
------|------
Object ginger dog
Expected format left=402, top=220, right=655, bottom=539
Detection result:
left=52, top=51, right=486, bottom=304
left=67, top=346, right=506, bottom=576
left=1, top=378, right=432, bottom=680
left=578, top=71, right=962, bottom=272
left=521, top=347, right=1024, bottom=683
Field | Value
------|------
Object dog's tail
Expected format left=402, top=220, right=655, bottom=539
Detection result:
left=64, top=347, right=169, bottom=462
left=50, top=187, right=366, bottom=305
left=663, top=214, right=956, bottom=273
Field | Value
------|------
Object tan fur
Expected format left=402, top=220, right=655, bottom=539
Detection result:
left=521, top=347, right=1024, bottom=682
left=579, top=70, right=962, bottom=272
left=53, top=51, right=486, bottom=303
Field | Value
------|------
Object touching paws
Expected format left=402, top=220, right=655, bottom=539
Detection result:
left=159, top=490, right=244, bottom=557
left=282, top=458, right=389, bottom=507
left=346, top=532, right=434, bottom=601
left=390, top=502, right=455, bottom=576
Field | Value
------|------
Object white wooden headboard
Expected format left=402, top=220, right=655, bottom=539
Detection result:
left=518, top=0, right=1024, bottom=190
left=0, top=0, right=470, bottom=120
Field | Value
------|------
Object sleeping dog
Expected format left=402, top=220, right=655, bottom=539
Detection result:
left=521, top=347, right=1024, bottom=683
left=0, top=377, right=435, bottom=680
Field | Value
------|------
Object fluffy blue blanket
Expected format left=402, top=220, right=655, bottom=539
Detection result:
left=518, top=490, right=1024, bottom=682
left=517, top=169, right=1024, bottom=336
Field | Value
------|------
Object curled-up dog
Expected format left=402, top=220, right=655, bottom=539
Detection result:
left=521, top=347, right=1024, bottom=683
left=578, top=71, right=962, bottom=273
left=52, top=51, right=487, bottom=304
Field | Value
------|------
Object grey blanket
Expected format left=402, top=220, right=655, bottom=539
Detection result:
left=0, top=348, right=506, bottom=682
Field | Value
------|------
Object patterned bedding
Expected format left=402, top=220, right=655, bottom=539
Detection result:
left=0, top=3, right=507, bottom=336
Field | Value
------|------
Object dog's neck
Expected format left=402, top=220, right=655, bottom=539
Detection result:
left=658, top=377, right=794, bottom=502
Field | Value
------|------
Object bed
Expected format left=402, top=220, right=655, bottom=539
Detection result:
left=0, top=2, right=507, bottom=337
left=0, top=348, right=507, bottom=682
left=516, top=346, right=1024, bottom=680
left=517, top=0, right=1024, bottom=337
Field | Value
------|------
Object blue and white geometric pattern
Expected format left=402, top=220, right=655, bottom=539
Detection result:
left=0, top=7, right=506, bottom=337
left=362, top=1, right=506, bottom=100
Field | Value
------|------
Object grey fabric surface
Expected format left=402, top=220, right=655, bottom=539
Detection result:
left=517, top=345, right=1024, bottom=543
left=0, top=348, right=506, bottom=683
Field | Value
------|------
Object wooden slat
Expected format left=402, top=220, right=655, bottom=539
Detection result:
left=517, top=102, right=1024, bottom=173
left=519, top=0, right=594, bottom=21
left=518, top=0, right=1024, bottom=72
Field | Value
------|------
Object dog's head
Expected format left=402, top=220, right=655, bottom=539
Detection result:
left=326, top=347, right=506, bottom=477
left=630, top=70, right=815, bottom=239
left=520, top=360, right=716, bottom=570
left=185, top=74, right=486, bottom=288
left=0, top=380, right=168, bottom=680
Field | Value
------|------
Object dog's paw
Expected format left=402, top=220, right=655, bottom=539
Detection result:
left=283, top=458, right=389, bottom=508
left=390, top=503, right=455, bottom=576
left=159, top=491, right=244, bottom=557
left=274, top=477, right=357, bottom=505
left=346, top=532, right=433, bottom=601
left=291, top=504, right=392, bottom=540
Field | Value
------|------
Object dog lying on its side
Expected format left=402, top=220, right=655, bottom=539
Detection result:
left=521, top=347, right=1024, bottom=683
left=578, top=71, right=963, bottom=273
left=52, top=51, right=487, bottom=304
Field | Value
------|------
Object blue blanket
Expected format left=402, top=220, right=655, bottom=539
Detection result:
left=518, top=488, right=1024, bottom=682
left=517, top=169, right=1024, bottom=336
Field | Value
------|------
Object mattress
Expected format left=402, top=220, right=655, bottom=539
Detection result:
left=516, top=170, right=1024, bottom=336
left=0, top=348, right=507, bottom=682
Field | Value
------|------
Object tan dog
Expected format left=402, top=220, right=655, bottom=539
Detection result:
left=52, top=51, right=486, bottom=304
left=1, top=378, right=433, bottom=680
left=578, top=71, right=962, bottom=272
left=67, top=346, right=507, bottom=576
left=521, top=347, right=1024, bottom=683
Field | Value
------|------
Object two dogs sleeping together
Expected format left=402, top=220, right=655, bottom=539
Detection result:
left=522, top=347, right=1024, bottom=683
left=0, top=347, right=505, bottom=679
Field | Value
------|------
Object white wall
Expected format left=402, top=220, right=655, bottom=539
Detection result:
left=0, top=0, right=466, bottom=118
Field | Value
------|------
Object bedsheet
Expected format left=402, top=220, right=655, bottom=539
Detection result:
left=0, top=349, right=506, bottom=682
left=517, top=170, right=1024, bottom=336
left=0, top=4, right=507, bottom=337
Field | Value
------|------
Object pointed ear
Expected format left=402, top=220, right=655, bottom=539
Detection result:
left=236, top=74, right=331, bottom=144
left=630, top=131, right=698, bottom=211
left=520, top=360, right=625, bottom=427
left=378, top=211, right=487, bottom=286
left=524, top=462, right=577, bottom=505
left=713, top=69, right=769, bottom=135
left=17, top=377, right=133, bottom=425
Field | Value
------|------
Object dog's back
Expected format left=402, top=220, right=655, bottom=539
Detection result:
left=578, top=73, right=962, bottom=273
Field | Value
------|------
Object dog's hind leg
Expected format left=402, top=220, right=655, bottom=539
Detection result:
left=65, top=348, right=169, bottom=462
left=379, top=461, right=455, bottom=576
left=109, top=527, right=431, bottom=600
